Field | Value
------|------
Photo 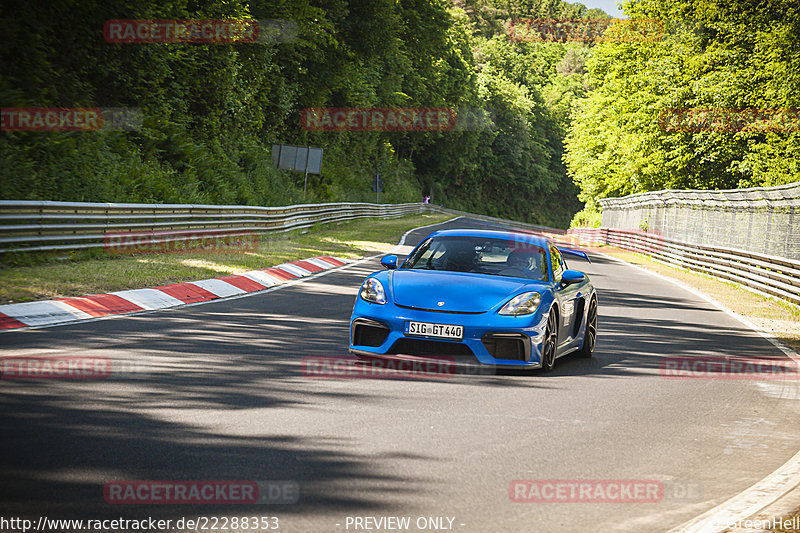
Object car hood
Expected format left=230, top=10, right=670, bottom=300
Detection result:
left=390, top=269, right=536, bottom=313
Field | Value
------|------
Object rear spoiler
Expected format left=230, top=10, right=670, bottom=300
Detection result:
left=557, top=246, right=591, bottom=264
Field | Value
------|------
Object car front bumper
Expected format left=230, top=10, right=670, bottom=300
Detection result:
left=348, top=300, right=549, bottom=368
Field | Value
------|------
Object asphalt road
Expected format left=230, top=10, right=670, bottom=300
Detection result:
left=2, top=217, right=799, bottom=533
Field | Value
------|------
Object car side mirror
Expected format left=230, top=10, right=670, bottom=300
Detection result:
left=561, top=269, right=585, bottom=285
left=380, top=255, right=398, bottom=269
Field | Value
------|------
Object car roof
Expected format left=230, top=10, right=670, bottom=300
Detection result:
left=425, top=228, right=551, bottom=248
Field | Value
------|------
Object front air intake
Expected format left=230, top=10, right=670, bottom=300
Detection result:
left=482, top=333, right=530, bottom=361
left=352, top=319, right=390, bottom=347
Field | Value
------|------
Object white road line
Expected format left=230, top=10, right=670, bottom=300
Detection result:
left=667, top=447, right=800, bottom=532
left=397, top=216, right=463, bottom=247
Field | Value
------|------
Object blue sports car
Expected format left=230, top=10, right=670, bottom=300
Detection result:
left=348, top=229, right=597, bottom=372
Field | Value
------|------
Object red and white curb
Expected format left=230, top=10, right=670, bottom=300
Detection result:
left=0, top=256, right=348, bottom=331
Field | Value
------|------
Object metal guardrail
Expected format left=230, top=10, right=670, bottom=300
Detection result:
left=0, top=201, right=429, bottom=254
left=1, top=198, right=797, bottom=306
left=567, top=227, right=800, bottom=306
left=426, top=203, right=798, bottom=307
left=599, top=182, right=800, bottom=260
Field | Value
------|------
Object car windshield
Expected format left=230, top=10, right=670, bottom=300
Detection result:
left=403, top=236, right=548, bottom=281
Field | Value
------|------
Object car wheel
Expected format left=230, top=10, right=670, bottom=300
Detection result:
left=541, top=309, right=558, bottom=372
left=577, top=297, right=597, bottom=358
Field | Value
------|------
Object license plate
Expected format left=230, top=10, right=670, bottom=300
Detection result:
left=405, top=321, right=463, bottom=340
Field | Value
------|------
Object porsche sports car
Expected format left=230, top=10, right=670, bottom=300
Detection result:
left=348, top=229, right=597, bottom=371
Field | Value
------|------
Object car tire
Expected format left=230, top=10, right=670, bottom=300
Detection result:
left=577, top=297, right=597, bottom=358
left=541, top=309, right=558, bottom=372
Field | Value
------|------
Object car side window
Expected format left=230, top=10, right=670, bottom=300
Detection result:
left=550, top=246, right=564, bottom=282
left=406, top=239, right=449, bottom=269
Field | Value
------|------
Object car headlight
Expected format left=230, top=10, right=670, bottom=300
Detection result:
left=499, top=291, right=541, bottom=316
left=360, top=278, right=386, bottom=304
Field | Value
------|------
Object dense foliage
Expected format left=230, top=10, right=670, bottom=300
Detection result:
left=565, top=0, right=800, bottom=225
left=4, top=0, right=796, bottom=228
left=1, top=0, right=599, bottom=228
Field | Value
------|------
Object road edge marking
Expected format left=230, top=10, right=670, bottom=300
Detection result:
left=596, top=251, right=800, bottom=533
left=0, top=216, right=461, bottom=332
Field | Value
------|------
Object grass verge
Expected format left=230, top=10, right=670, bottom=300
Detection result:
left=598, top=247, right=800, bottom=353
left=0, top=213, right=453, bottom=304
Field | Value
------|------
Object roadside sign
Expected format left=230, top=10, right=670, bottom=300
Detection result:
left=372, top=174, right=383, bottom=193
left=372, top=174, right=383, bottom=203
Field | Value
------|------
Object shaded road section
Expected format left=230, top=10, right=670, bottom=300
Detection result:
left=1, top=217, right=799, bottom=532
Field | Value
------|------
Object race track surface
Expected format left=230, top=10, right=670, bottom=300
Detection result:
left=2, top=218, right=799, bottom=532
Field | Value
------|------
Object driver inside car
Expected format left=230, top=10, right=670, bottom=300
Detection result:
left=501, top=250, right=543, bottom=279
left=441, top=240, right=477, bottom=272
